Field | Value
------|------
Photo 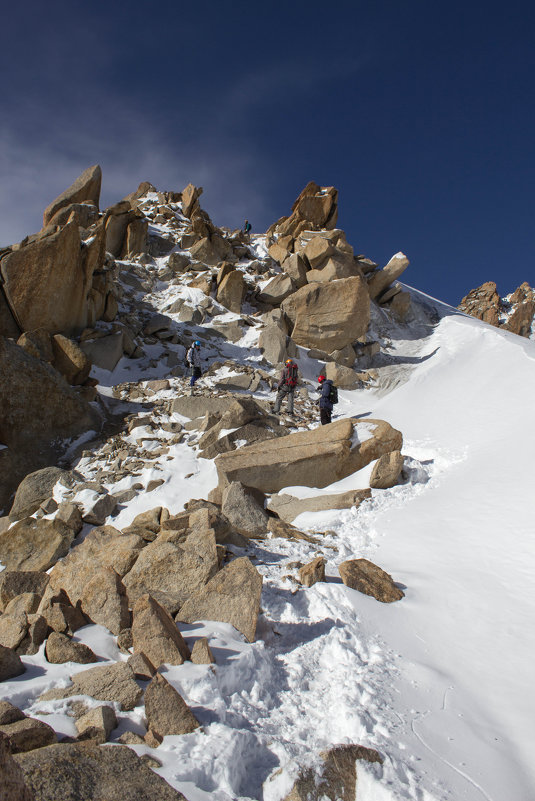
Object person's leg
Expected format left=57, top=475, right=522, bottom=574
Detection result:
left=287, top=388, right=294, bottom=414
left=320, top=408, right=329, bottom=425
left=273, top=387, right=285, bottom=413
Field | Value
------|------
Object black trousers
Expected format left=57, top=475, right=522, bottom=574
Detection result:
left=320, top=408, right=332, bottom=425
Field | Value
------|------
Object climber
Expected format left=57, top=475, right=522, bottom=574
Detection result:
left=243, top=219, right=252, bottom=236
left=186, top=340, right=203, bottom=395
left=317, top=374, right=338, bottom=425
left=273, top=359, right=299, bottom=416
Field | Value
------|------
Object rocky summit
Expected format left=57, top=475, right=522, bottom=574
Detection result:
left=0, top=167, right=530, bottom=800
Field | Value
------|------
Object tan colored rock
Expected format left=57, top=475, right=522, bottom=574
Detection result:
left=389, top=290, right=412, bottom=321
left=176, top=557, right=262, bottom=642
left=0, top=518, right=74, bottom=572
left=298, top=557, right=326, bottom=587
left=80, top=568, right=130, bottom=635
left=14, top=742, right=188, bottom=800
left=258, top=324, right=288, bottom=364
left=56, top=501, right=83, bottom=533
left=43, top=164, right=102, bottom=226
left=0, top=644, right=25, bottom=681
left=0, top=572, right=49, bottom=612
left=221, top=482, right=269, bottom=537
left=367, top=252, right=410, bottom=301
left=369, top=450, right=404, bottom=489
left=338, top=558, right=404, bottom=602
left=123, top=526, right=218, bottom=610
left=132, top=594, right=191, bottom=668
left=66, top=662, right=143, bottom=710
left=47, top=201, right=99, bottom=229
left=191, top=638, right=215, bottom=664
left=281, top=276, right=369, bottom=352
left=75, top=705, right=117, bottom=744
left=45, top=632, right=97, bottom=664
left=0, top=717, right=57, bottom=753
left=281, top=743, right=383, bottom=801
left=503, top=301, right=535, bottom=337
left=272, top=183, right=338, bottom=238
left=0, top=731, right=34, bottom=799
left=51, top=334, right=91, bottom=385
left=48, top=526, right=144, bottom=604
left=124, top=218, right=148, bottom=256
left=144, top=672, right=200, bottom=737
left=0, top=612, right=27, bottom=650
left=268, top=242, right=291, bottom=264
left=216, top=270, right=244, bottom=313
left=16, top=328, right=53, bottom=362
left=257, top=273, right=295, bottom=305
left=282, top=252, right=308, bottom=288
left=0, top=337, right=99, bottom=515
left=37, top=587, right=87, bottom=636
left=304, top=236, right=334, bottom=268
left=268, top=489, right=371, bottom=523
left=1, top=222, right=89, bottom=334
left=181, top=183, right=203, bottom=218
left=458, top=281, right=501, bottom=326
left=0, top=702, right=26, bottom=725
left=306, top=253, right=361, bottom=284
left=3, top=593, right=41, bottom=617
left=9, top=466, right=70, bottom=521
left=127, top=651, right=156, bottom=680
left=216, top=418, right=401, bottom=494
left=324, top=362, right=362, bottom=389
left=79, top=330, right=124, bottom=372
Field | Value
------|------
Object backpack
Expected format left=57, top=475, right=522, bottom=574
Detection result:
left=329, top=384, right=338, bottom=404
left=285, top=364, right=298, bottom=387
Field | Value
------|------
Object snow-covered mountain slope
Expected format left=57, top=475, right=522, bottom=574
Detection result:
left=2, top=190, right=534, bottom=801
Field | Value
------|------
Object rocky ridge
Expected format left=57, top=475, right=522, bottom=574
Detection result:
left=0, top=168, right=430, bottom=800
left=458, top=280, right=535, bottom=338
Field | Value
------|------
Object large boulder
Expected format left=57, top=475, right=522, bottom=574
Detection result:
left=458, top=281, right=502, bottom=326
left=258, top=324, right=288, bottom=364
left=79, top=331, right=124, bottom=372
left=216, top=270, right=245, bottom=313
left=215, top=418, right=402, bottom=494
left=176, top=557, right=262, bottom=642
left=338, top=558, right=404, bottom=603
left=0, top=572, right=50, bottom=612
left=0, top=716, right=57, bottom=753
left=59, top=662, right=143, bottom=710
left=79, top=569, right=130, bottom=635
left=48, top=526, right=145, bottom=605
left=181, top=183, right=203, bottom=218
left=131, top=594, right=191, bottom=667
left=1, top=222, right=90, bottom=334
left=0, top=337, right=99, bottom=515
left=45, top=632, right=97, bottom=664
left=14, top=742, right=188, bottom=801
left=271, top=182, right=338, bottom=237
left=123, top=525, right=218, bottom=611
left=369, top=450, right=404, bottom=489
left=281, top=276, right=369, bottom=352
left=257, top=274, right=295, bottom=305
left=51, top=335, right=91, bottom=385
left=42, top=165, right=102, bottom=227
left=221, top=482, right=269, bottom=537
left=367, top=252, right=409, bottom=301
left=144, top=672, right=200, bottom=737
left=0, top=644, right=25, bottom=681
left=9, top=467, right=70, bottom=521
left=0, top=518, right=75, bottom=572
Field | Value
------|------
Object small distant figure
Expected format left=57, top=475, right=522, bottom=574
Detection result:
left=186, top=340, right=202, bottom=395
left=317, top=374, right=338, bottom=425
left=243, top=219, right=252, bottom=236
left=273, top=359, right=299, bottom=416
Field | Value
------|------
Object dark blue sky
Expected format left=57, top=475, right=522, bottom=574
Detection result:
left=1, top=0, right=533, bottom=305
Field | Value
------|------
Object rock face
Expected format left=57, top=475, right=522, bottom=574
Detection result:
left=42, top=165, right=102, bottom=227
left=369, top=450, right=404, bottom=489
left=14, top=742, right=188, bottom=801
left=0, top=518, right=75, bottom=572
left=282, top=743, right=383, bottom=801
left=144, top=672, right=200, bottom=737
left=221, top=482, right=269, bottom=537
left=281, top=276, right=369, bottom=352
left=458, top=281, right=501, bottom=326
left=338, top=558, right=404, bottom=603
left=216, top=418, right=402, bottom=494
left=176, top=557, right=262, bottom=642
left=0, top=337, right=100, bottom=515
left=79, top=569, right=130, bottom=635
left=270, top=182, right=338, bottom=238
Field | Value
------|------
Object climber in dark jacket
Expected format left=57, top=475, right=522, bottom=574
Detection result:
left=273, top=359, right=298, bottom=415
left=317, top=374, right=334, bottom=425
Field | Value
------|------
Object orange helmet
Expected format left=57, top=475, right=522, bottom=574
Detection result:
left=285, top=359, right=293, bottom=365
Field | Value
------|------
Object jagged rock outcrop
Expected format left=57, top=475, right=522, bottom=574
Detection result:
left=42, top=164, right=102, bottom=227
left=458, top=280, right=535, bottom=338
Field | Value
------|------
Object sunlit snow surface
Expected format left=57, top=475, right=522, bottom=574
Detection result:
left=3, top=283, right=535, bottom=801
